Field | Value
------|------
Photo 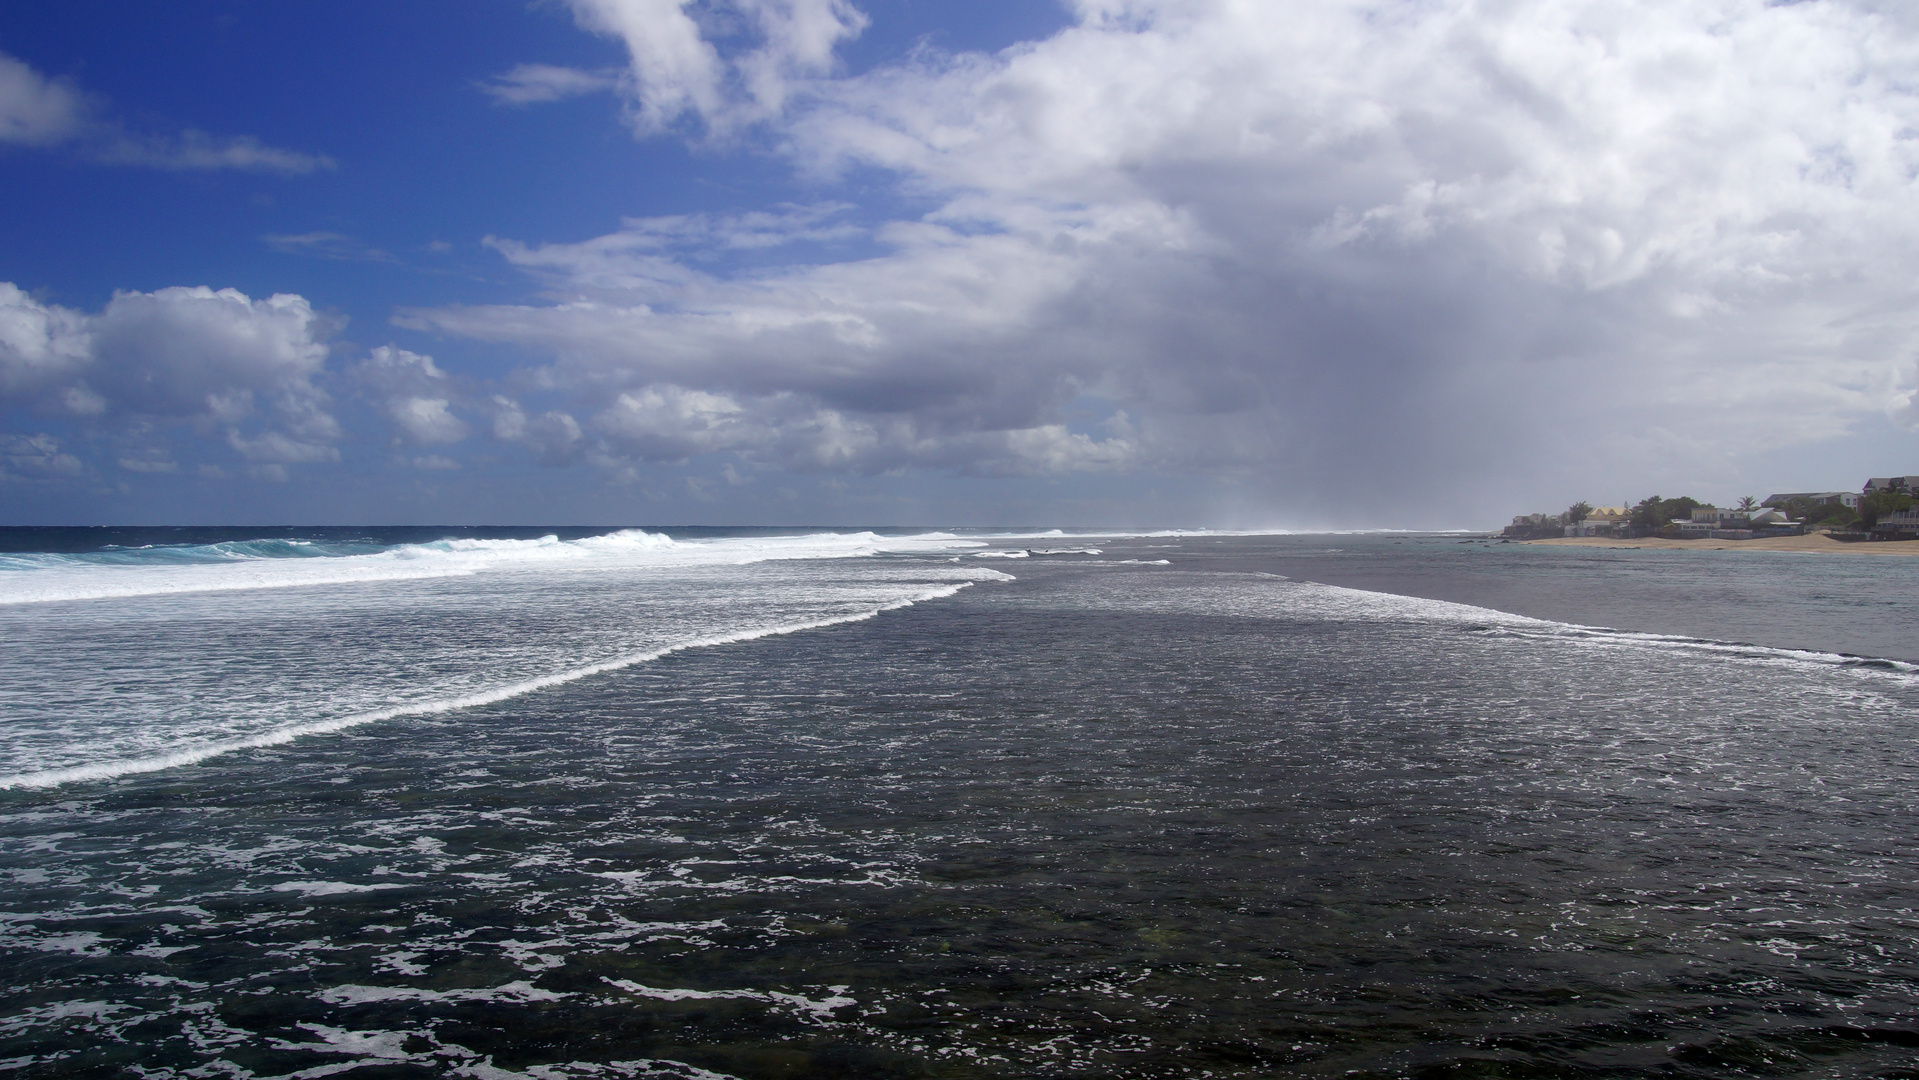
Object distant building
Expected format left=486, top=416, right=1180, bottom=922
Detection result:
left=1565, top=506, right=1630, bottom=537
left=1504, top=513, right=1562, bottom=540
left=1764, top=491, right=1861, bottom=510
left=1864, top=476, right=1919, bottom=494
left=1676, top=506, right=1796, bottom=538
left=1687, top=506, right=1768, bottom=525
left=1678, top=509, right=1733, bottom=536
left=1872, top=508, right=1919, bottom=537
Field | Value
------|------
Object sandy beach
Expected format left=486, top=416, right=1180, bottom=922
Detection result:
left=1525, top=533, right=1919, bottom=555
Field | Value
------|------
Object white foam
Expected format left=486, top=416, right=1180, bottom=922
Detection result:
left=603, top=978, right=855, bottom=1023
left=0, top=530, right=1001, bottom=606
left=0, top=528, right=1272, bottom=606
left=0, top=583, right=972, bottom=790
left=316, top=981, right=568, bottom=1005
left=1271, top=578, right=1919, bottom=682
left=1484, top=622, right=1919, bottom=681
left=272, top=881, right=413, bottom=898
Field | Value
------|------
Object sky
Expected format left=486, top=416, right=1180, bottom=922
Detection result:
left=3, top=0, right=1918, bottom=528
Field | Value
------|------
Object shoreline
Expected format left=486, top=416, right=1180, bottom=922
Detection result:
left=1523, top=533, right=1919, bottom=556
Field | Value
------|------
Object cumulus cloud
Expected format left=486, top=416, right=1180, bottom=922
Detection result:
left=352, top=346, right=472, bottom=446
left=0, top=54, right=88, bottom=145
left=0, top=283, right=92, bottom=400
left=0, top=283, right=342, bottom=473
left=407, top=216, right=1141, bottom=475
left=0, top=51, right=330, bottom=173
left=488, top=396, right=586, bottom=466
left=409, top=0, right=1919, bottom=513
left=560, top=0, right=867, bottom=131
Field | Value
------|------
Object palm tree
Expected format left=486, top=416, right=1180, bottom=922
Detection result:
left=1737, top=495, right=1758, bottom=512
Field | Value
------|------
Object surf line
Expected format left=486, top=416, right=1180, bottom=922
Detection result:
left=0, top=582, right=974, bottom=791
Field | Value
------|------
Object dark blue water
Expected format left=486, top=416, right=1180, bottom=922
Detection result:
left=2, top=531, right=1916, bottom=1078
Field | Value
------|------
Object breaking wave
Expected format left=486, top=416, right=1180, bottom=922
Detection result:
left=0, top=530, right=1008, bottom=605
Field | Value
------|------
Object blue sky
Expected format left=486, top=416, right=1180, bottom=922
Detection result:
left=3, top=0, right=1918, bottom=526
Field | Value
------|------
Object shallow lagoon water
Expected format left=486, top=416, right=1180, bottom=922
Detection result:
left=2, top=531, right=1917, bottom=1078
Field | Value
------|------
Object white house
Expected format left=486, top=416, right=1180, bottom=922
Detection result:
left=1565, top=506, right=1631, bottom=536
left=1676, top=506, right=1794, bottom=538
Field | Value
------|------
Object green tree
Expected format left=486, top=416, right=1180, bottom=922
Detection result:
left=1737, top=495, right=1757, bottom=512
left=1630, top=496, right=1664, bottom=531
left=1631, top=495, right=1700, bottom=533
left=1820, top=506, right=1860, bottom=528
left=1860, top=491, right=1915, bottom=529
left=1565, top=501, right=1593, bottom=523
left=1786, top=497, right=1860, bottom=529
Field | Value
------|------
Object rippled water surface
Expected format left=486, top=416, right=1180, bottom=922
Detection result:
left=2, top=531, right=1917, bottom=1078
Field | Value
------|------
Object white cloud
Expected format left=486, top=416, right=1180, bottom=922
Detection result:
left=227, top=430, right=340, bottom=465
left=86, top=287, right=335, bottom=425
left=262, top=232, right=396, bottom=263
left=91, top=130, right=333, bottom=174
left=423, top=0, right=1919, bottom=512
left=562, top=0, right=867, bottom=131
left=595, top=385, right=749, bottom=460
left=0, top=283, right=92, bottom=397
left=388, top=397, right=468, bottom=445
left=116, top=454, right=178, bottom=474
left=353, top=346, right=471, bottom=445
left=0, top=51, right=330, bottom=173
left=488, top=396, right=586, bottom=465
left=481, top=64, right=624, bottom=105
left=0, top=283, right=342, bottom=476
left=1893, top=362, right=1919, bottom=430
left=0, top=54, right=88, bottom=145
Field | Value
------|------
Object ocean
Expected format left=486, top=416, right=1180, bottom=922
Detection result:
left=1, top=528, right=1916, bottom=1078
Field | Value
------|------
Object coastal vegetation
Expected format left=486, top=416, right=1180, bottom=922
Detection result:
left=1508, top=481, right=1916, bottom=541
left=1629, top=496, right=1701, bottom=531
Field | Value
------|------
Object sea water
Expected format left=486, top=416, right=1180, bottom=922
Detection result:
left=1, top=529, right=1917, bottom=1078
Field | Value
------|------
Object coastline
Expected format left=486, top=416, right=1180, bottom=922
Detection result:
left=1524, top=533, right=1919, bottom=555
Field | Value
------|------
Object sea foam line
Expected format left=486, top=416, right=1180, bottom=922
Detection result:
left=1284, top=577, right=1919, bottom=679
left=0, top=528, right=1065, bottom=606
left=1491, top=622, right=1919, bottom=679
left=0, top=583, right=972, bottom=791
